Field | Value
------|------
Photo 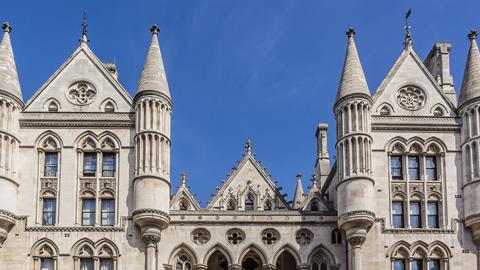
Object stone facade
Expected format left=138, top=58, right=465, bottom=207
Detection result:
left=0, top=18, right=479, bottom=270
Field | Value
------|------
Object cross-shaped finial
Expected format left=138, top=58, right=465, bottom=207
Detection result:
left=180, top=172, right=187, bottom=185
left=346, top=27, right=355, bottom=38
left=468, top=30, right=478, bottom=40
left=296, top=172, right=302, bottom=180
left=80, top=10, right=89, bottom=44
left=151, top=24, right=160, bottom=35
left=403, top=8, right=413, bottom=48
left=2, top=22, right=12, bottom=33
left=245, top=139, right=253, bottom=154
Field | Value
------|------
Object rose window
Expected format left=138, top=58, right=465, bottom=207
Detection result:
left=226, top=228, right=245, bottom=245
left=66, top=81, right=97, bottom=105
left=261, top=228, right=280, bottom=245
left=395, top=85, right=425, bottom=111
left=295, top=229, right=314, bottom=246
left=191, top=228, right=210, bottom=245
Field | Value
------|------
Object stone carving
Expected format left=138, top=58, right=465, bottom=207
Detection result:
left=261, top=228, right=280, bottom=245
left=295, top=229, right=314, bottom=246
left=66, top=81, right=96, bottom=105
left=191, top=228, right=210, bottom=245
left=226, top=228, right=245, bottom=245
left=41, top=178, right=58, bottom=190
left=396, top=85, right=426, bottom=111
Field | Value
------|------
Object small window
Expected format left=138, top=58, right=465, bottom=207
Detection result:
left=101, top=199, right=115, bottom=226
left=245, top=194, right=254, bottom=211
left=408, top=156, right=420, bottom=180
left=392, top=201, right=404, bottom=228
left=428, top=259, right=440, bottom=270
left=100, top=258, right=114, bottom=270
left=227, top=200, right=236, bottom=211
left=311, top=201, right=319, bottom=211
left=380, top=106, right=391, bottom=116
left=102, top=153, right=116, bottom=177
left=391, top=156, right=403, bottom=180
left=82, top=199, right=96, bottom=226
left=427, top=202, right=439, bottom=228
left=425, top=156, right=437, bottom=181
left=104, top=102, right=115, bottom=113
left=410, top=202, right=422, bottom=228
left=411, top=259, right=423, bottom=270
left=331, top=229, right=342, bottom=244
left=433, top=107, right=444, bottom=117
left=41, top=258, right=54, bottom=270
left=179, top=200, right=189, bottom=211
left=263, top=201, right=272, bottom=211
left=83, top=153, right=97, bottom=177
left=44, top=152, right=58, bottom=177
left=47, top=102, right=58, bottom=112
left=43, top=198, right=56, bottom=226
left=80, top=258, right=94, bottom=270
left=393, top=259, right=405, bottom=270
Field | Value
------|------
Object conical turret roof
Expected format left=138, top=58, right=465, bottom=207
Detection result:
left=136, top=25, right=171, bottom=100
left=293, top=173, right=305, bottom=209
left=0, top=22, right=23, bottom=103
left=335, top=28, right=370, bottom=105
left=459, top=30, right=480, bottom=108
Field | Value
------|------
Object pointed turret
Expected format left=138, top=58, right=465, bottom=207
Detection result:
left=136, top=25, right=171, bottom=100
left=0, top=22, right=23, bottom=104
left=293, top=173, right=304, bottom=209
left=459, top=30, right=480, bottom=108
left=335, top=28, right=370, bottom=105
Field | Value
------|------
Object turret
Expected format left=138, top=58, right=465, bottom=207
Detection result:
left=459, top=30, right=480, bottom=245
left=315, top=123, right=330, bottom=187
left=334, top=28, right=374, bottom=270
left=0, top=22, right=23, bottom=245
left=292, top=173, right=304, bottom=209
left=132, top=25, right=172, bottom=269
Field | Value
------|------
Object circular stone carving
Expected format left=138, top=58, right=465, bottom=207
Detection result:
left=395, top=85, right=426, bottom=111
left=295, top=229, right=314, bottom=246
left=66, top=81, right=97, bottom=105
left=226, top=228, right=245, bottom=245
left=191, top=228, right=210, bottom=245
left=261, top=228, right=280, bottom=245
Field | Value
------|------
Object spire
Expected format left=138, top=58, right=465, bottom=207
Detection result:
left=293, top=173, right=304, bottom=209
left=80, top=10, right=89, bottom=46
left=0, top=22, right=23, bottom=103
left=335, top=28, right=370, bottom=105
left=459, top=30, right=480, bottom=107
left=403, top=8, right=413, bottom=49
left=136, top=24, right=171, bottom=100
left=180, top=172, right=188, bottom=188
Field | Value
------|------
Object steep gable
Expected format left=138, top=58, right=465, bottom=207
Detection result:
left=372, top=48, right=456, bottom=117
left=207, top=142, right=290, bottom=210
left=24, top=45, right=132, bottom=112
left=170, top=173, right=201, bottom=211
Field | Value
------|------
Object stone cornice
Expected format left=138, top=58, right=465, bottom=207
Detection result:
left=17, top=216, right=129, bottom=232
left=371, top=115, right=461, bottom=132
left=19, top=112, right=134, bottom=128
left=375, top=218, right=457, bottom=234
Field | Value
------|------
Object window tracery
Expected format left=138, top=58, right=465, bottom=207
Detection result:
left=295, top=229, right=314, bottom=246
left=396, top=85, right=426, bottom=111
left=226, top=228, right=245, bottom=245
left=191, top=228, right=210, bottom=245
left=66, top=81, right=97, bottom=105
left=261, top=228, right=280, bottom=245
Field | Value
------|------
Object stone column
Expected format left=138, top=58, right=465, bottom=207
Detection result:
left=228, top=264, right=242, bottom=270
left=348, top=235, right=366, bottom=270
left=143, top=234, right=160, bottom=270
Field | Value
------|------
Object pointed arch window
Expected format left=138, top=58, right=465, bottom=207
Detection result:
left=311, top=201, right=319, bottom=211
left=175, top=254, right=192, bottom=270
left=226, top=200, right=236, bottom=211
left=263, top=201, right=272, bottom=211
left=245, top=194, right=255, bottom=211
left=179, top=199, right=189, bottom=211
left=48, top=102, right=58, bottom=112
left=104, top=102, right=115, bottom=113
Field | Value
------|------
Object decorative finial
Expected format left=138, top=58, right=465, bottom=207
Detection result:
left=80, top=10, right=89, bottom=44
left=180, top=172, right=187, bottom=185
left=346, top=27, right=356, bottom=38
left=2, top=22, right=12, bottom=33
left=296, top=172, right=302, bottom=179
left=150, top=24, right=160, bottom=35
left=468, top=29, right=478, bottom=40
left=403, top=8, right=413, bottom=48
left=245, top=139, right=253, bottom=154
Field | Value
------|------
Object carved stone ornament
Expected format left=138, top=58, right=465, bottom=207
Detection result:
left=191, top=228, right=211, bottom=245
left=261, top=228, right=280, bottom=245
left=66, top=81, right=97, bottom=105
left=226, top=228, right=245, bottom=245
left=295, top=229, right=314, bottom=246
left=348, top=236, right=366, bottom=247
left=142, top=234, right=161, bottom=247
left=396, top=85, right=426, bottom=111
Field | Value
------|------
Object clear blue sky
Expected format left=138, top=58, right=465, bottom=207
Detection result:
left=2, top=0, right=479, bottom=205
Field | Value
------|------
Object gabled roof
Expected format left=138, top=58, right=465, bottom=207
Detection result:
left=206, top=141, right=290, bottom=210
left=372, top=46, right=456, bottom=111
left=0, top=22, right=23, bottom=104
left=459, top=30, right=480, bottom=108
left=170, top=173, right=201, bottom=211
left=292, top=173, right=305, bottom=209
left=24, top=43, right=132, bottom=110
left=300, top=176, right=331, bottom=211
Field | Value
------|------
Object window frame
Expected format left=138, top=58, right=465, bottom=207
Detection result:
left=101, top=152, right=116, bottom=177
left=101, top=199, right=115, bottom=226
left=409, top=201, right=422, bottom=229
left=427, top=201, right=439, bottom=229
left=83, top=152, right=97, bottom=177
left=425, top=156, right=438, bottom=181
left=44, top=152, right=59, bottom=177
left=81, top=198, right=96, bottom=226
left=407, top=156, right=420, bottom=180
left=42, top=198, right=56, bottom=226
left=390, top=155, right=403, bottom=180
left=392, top=201, right=405, bottom=228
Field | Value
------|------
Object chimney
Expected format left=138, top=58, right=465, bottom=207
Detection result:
left=315, top=123, right=330, bottom=187
left=424, top=42, right=456, bottom=104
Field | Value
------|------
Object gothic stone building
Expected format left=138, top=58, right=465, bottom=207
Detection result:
left=1, top=19, right=480, bottom=270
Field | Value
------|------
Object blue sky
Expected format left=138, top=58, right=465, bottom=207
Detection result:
left=2, top=0, right=479, bottom=205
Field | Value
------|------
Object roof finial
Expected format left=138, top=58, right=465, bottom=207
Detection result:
left=468, top=29, right=478, bottom=41
left=346, top=27, right=356, bottom=38
left=2, top=22, right=12, bottom=33
left=403, top=8, right=413, bottom=48
left=80, top=10, right=89, bottom=44
left=245, top=139, right=253, bottom=154
left=151, top=24, right=160, bottom=35
left=180, top=172, right=187, bottom=186
left=296, top=172, right=302, bottom=179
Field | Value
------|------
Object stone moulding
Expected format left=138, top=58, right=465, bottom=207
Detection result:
left=0, top=209, right=16, bottom=221
left=132, top=208, right=171, bottom=222
left=375, top=218, right=457, bottom=234
left=19, top=112, right=135, bottom=128
left=17, top=216, right=129, bottom=232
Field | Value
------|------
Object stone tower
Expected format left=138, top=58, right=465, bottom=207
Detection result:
left=132, top=25, right=172, bottom=270
left=0, top=22, right=22, bottom=246
left=334, top=28, right=374, bottom=270
left=459, top=30, right=480, bottom=247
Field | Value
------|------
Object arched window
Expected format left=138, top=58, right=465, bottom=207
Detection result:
left=433, top=107, right=443, bottom=117
left=226, top=199, right=236, bottom=211
left=263, top=201, right=272, bottom=211
left=48, top=102, right=58, bottom=112
left=175, top=254, right=192, bottom=270
left=380, top=106, right=391, bottom=116
left=244, top=194, right=255, bottom=211
left=311, top=201, right=319, bottom=211
left=104, top=102, right=115, bottom=113
left=31, top=239, right=58, bottom=270
left=73, top=239, right=119, bottom=270
left=179, top=199, right=189, bottom=211
left=389, top=242, right=449, bottom=270
left=331, top=229, right=342, bottom=244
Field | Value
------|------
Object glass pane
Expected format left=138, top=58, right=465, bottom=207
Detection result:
left=43, top=199, right=56, bottom=225
left=80, top=258, right=94, bottom=270
left=394, top=259, right=405, bottom=270
left=312, top=263, right=319, bottom=270
left=392, top=202, right=403, bottom=214
left=426, top=156, right=437, bottom=180
left=408, top=156, right=420, bottom=180
left=410, top=202, right=420, bottom=215
left=82, top=199, right=96, bottom=225
left=410, top=202, right=422, bottom=228
left=428, top=259, right=440, bottom=270
left=101, top=199, right=115, bottom=226
left=102, top=153, right=116, bottom=177
left=44, top=153, right=58, bottom=177
left=428, top=202, right=439, bottom=228
left=100, top=259, right=113, bottom=270
left=245, top=195, right=254, bottom=211
left=41, top=258, right=54, bottom=270
left=391, top=156, right=403, bottom=179
left=83, top=153, right=97, bottom=176
left=411, top=259, right=423, bottom=270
